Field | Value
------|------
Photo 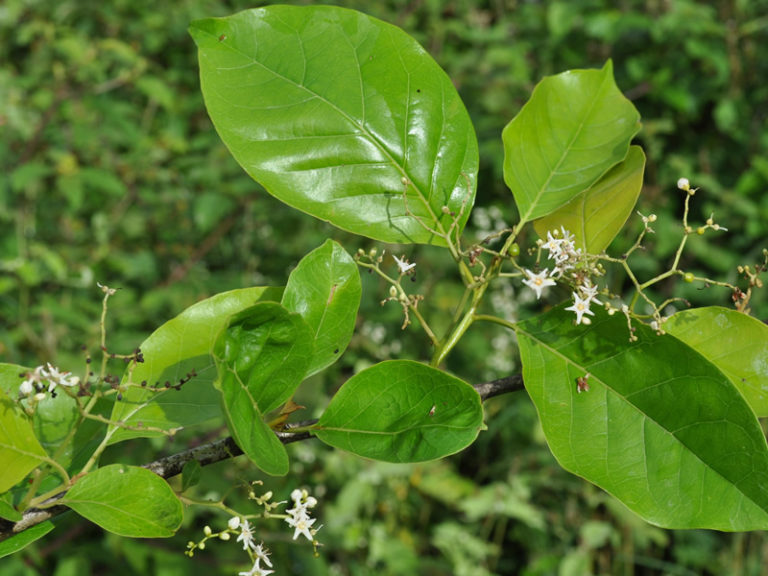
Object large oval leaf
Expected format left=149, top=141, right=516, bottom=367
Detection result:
left=533, top=145, right=645, bottom=253
left=315, top=360, right=484, bottom=462
left=60, top=464, right=182, bottom=538
left=189, top=6, right=478, bottom=245
left=282, top=240, right=361, bottom=377
left=503, top=61, right=641, bottom=225
left=665, top=307, right=768, bottom=417
left=107, top=287, right=283, bottom=445
left=516, top=305, right=768, bottom=530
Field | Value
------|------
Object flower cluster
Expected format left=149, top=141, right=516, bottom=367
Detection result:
left=284, top=488, right=320, bottom=543
left=229, top=517, right=274, bottom=576
left=523, top=227, right=603, bottom=325
left=185, top=487, right=322, bottom=575
left=19, top=363, right=80, bottom=400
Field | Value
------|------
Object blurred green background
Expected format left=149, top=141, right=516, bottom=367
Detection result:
left=2, top=0, right=768, bottom=574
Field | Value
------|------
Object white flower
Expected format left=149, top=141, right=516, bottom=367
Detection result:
left=522, top=269, right=557, bottom=300
left=228, top=516, right=241, bottom=531
left=677, top=177, right=690, bottom=191
left=578, top=279, right=602, bottom=305
left=253, top=543, right=273, bottom=568
left=236, top=519, right=257, bottom=551
left=44, top=363, right=79, bottom=388
left=565, top=292, right=595, bottom=325
left=541, top=231, right=562, bottom=254
left=238, top=559, right=274, bottom=576
left=19, top=378, right=35, bottom=397
left=393, top=255, right=416, bottom=274
left=284, top=488, right=320, bottom=543
left=286, top=515, right=316, bottom=542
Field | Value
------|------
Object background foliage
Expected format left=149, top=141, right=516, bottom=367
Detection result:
left=2, top=0, right=767, bottom=574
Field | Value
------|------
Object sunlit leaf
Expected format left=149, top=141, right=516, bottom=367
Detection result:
left=0, top=383, right=48, bottom=493
left=315, top=360, right=484, bottom=462
left=516, top=305, right=768, bottom=530
left=60, top=464, right=182, bottom=538
left=503, top=61, right=640, bottom=225
left=282, top=240, right=361, bottom=377
left=534, top=146, right=645, bottom=253
left=190, top=5, right=478, bottom=244
left=666, top=306, right=768, bottom=417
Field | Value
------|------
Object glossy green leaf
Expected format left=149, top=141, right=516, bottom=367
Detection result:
left=516, top=305, right=768, bottom=530
left=282, top=240, right=361, bottom=377
left=665, top=307, right=768, bottom=417
left=503, top=61, right=641, bottom=225
left=60, top=464, right=182, bottom=538
left=533, top=146, right=645, bottom=253
left=217, top=370, right=289, bottom=476
left=0, top=518, right=57, bottom=559
left=107, top=287, right=282, bottom=445
left=213, top=302, right=314, bottom=415
left=213, top=302, right=313, bottom=476
left=315, top=360, right=484, bottom=462
left=0, top=385, right=48, bottom=493
left=190, top=6, right=478, bottom=245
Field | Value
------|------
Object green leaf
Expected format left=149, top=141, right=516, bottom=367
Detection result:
left=214, top=302, right=314, bottom=415
left=665, top=307, right=768, bottom=417
left=503, top=61, right=641, bottom=225
left=282, top=240, right=361, bottom=377
left=60, top=464, right=182, bottom=538
left=190, top=6, right=478, bottom=245
left=0, top=492, right=21, bottom=522
left=516, top=305, right=768, bottom=530
left=0, top=385, right=48, bottom=493
left=533, top=145, right=645, bottom=253
left=181, top=459, right=202, bottom=492
left=213, top=302, right=313, bottom=476
left=217, top=371, right=289, bottom=476
left=0, top=519, right=57, bottom=559
left=107, top=287, right=283, bottom=445
left=315, top=360, right=484, bottom=462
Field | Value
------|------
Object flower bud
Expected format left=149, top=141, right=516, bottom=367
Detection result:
left=677, top=178, right=690, bottom=191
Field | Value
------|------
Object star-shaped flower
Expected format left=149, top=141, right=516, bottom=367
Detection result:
left=522, top=269, right=557, bottom=300
left=565, top=292, right=595, bottom=325
left=393, top=254, right=416, bottom=274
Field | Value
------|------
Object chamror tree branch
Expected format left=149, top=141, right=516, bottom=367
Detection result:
left=0, top=374, right=524, bottom=542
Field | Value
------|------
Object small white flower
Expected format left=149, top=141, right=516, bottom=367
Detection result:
left=541, top=231, right=562, bottom=254
left=19, top=379, right=35, bottom=397
left=253, top=543, right=273, bottom=568
left=565, top=292, right=595, bottom=325
left=522, top=269, right=557, bottom=300
left=677, top=177, right=690, bottom=191
left=286, top=515, right=317, bottom=542
left=393, top=255, right=416, bottom=274
left=236, top=519, right=257, bottom=551
left=228, top=516, right=241, bottom=530
left=238, top=559, right=274, bottom=576
left=578, top=279, right=602, bottom=305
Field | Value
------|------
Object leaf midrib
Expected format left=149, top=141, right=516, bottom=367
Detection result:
left=515, top=322, right=768, bottom=516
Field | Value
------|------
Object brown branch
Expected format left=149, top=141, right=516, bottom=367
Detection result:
left=0, top=374, right=524, bottom=542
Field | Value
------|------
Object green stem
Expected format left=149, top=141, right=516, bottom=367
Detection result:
left=473, top=314, right=517, bottom=331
